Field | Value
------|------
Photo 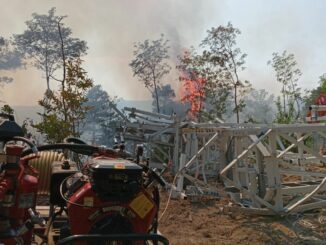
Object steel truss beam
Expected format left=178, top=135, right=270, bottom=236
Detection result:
left=118, top=107, right=326, bottom=215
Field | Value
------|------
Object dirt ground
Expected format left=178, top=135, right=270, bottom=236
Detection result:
left=158, top=190, right=326, bottom=245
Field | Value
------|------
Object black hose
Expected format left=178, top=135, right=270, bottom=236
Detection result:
left=56, top=234, right=169, bottom=245
left=21, top=143, right=132, bottom=159
left=12, top=136, right=38, bottom=153
left=22, top=143, right=100, bottom=157
left=152, top=186, right=160, bottom=233
left=63, top=137, right=87, bottom=145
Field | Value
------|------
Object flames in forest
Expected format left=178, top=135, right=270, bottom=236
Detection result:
left=179, top=71, right=206, bottom=120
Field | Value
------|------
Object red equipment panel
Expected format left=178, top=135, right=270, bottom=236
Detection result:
left=67, top=182, right=157, bottom=245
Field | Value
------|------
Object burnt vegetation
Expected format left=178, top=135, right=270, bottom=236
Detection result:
left=0, top=7, right=320, bottom=144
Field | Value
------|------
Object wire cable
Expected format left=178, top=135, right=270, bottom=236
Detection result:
left=158, top=173, right=178, bottom=222
left=59, top=175, right=94, bottom=208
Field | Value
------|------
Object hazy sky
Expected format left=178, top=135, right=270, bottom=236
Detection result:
left=1, top=0, right=326, bottom=106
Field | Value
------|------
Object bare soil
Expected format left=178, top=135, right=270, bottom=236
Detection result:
left=158, top=191, right=326, bottom=245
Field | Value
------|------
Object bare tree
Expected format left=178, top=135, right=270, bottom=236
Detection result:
left=14, top=8, right=87, bottom=91
left=129, top=34, right=171, bottom=113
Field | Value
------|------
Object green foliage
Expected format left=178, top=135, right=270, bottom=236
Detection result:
left=177, top=22, right=251, bottom=123
left=304, top=74, right=326, bottom=107
left=203, top=86, right=230, bottom=121
left=152, top=84, right=176, bottom=115
left=320, top=76, right=326, bottom=93
left=34, top=59, right=93, bottom=143
left=84, top=85, right=120, bottom=146
left=129, top=34, right=171, bottom=113
left=0, top=104, right=14, bottom=115
left=177, top=48, right=209, bottom=121
left=34, top=114, right=70, bottom=143
left=201, top=22, right=251, bottom=123
left=14, top=8, right=87, bottom=90
left=275, top=96, right=296, bottom=124
left=268, top=51, right=302, bottom=123
left=21, top=118, right=34, bottom=137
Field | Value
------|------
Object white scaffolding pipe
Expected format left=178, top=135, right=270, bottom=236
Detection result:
left=182, top=132, right=219, bottom=170
left=285, top=176, right=326, bottom=213
left=279, top=132, right=326, bottom=164
left=220, top=129, right=272, bottom=176
left=176, top=154, right=186, bottom=192
left=277, top=133, right=310, bottom=159
left=124, top=107, right=173, bottom=121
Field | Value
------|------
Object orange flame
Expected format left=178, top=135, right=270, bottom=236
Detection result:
left=179, top=71, right=206, bottom=120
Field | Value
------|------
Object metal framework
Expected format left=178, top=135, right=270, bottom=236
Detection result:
left=118, top=107, right=326, bottom=215
left=121, top=107, right=180, bottom=171
left=177, top=123, right=326, bottom=215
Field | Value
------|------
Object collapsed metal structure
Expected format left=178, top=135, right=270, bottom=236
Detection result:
left=119, top=107, right=326, bottom=215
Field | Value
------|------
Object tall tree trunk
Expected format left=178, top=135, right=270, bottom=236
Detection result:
left=58, top=18, right=67, bottom=122
left=45, top=48, right=50, bottom=91
left=234, top=85, right=239, bottom=123
left=295, top=97, right=301, bottom=119
left=198, top=97, right=203, bottom=123
left=46, top=75, right=50, bottom=91
left=282, top=85, right=286, bottom=115
left=43, top=74, right=50, bottom=121
left=153, top=79, right=160, bottom=113
left=290, top=79, right=301, bottom=119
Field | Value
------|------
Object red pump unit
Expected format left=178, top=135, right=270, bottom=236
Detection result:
left=0, top=145, right=39, bottom=245
left=0, top=114, right=168, bottom=245
left=61, top=157, right=159, bottom=245
left=0, top=115, right=43, bottom=245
